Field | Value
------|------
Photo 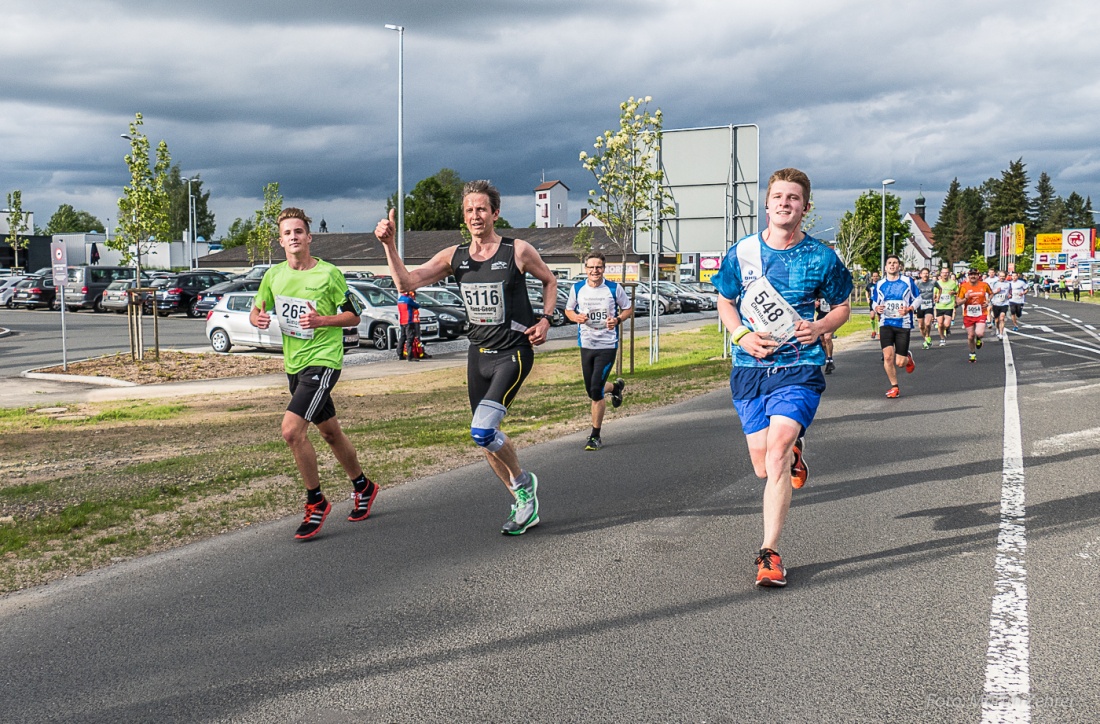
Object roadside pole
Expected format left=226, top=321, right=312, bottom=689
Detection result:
left=50, top=240, right=69, bottom=371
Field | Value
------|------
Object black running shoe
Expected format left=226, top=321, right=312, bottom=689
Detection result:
left=584, top=436, right=603, bottom=451
left=295, top=497, right=331, bottom=540
left=348, top=481, right=378, bottom=522
left=610, top=378, right=625, bottom=408
left=824, top=360, right=835, bottom=374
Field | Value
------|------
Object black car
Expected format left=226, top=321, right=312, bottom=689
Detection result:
left=193, top=278, right=262, bottom=316
left=9, top=276, right=59, bottom=310
left=414, top=287, right=470, bottom=339
left=153, top=271, right=232, bottom=317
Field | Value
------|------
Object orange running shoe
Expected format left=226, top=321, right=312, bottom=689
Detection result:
left=790, top=437, right=808, bottom=489
left=295, top=497, right=331, bottom=540
left=885, top=385, right=900, bottom=398
left=905, top=352, right=916, bottom=374
left=755, top=548, right=787, bottom=587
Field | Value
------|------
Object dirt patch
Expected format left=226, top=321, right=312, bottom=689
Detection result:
left=35, top=350, right=287, bottom=385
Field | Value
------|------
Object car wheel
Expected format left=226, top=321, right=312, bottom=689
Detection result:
left=158, top=310, right=170, bottom=317
left=550, top=309, right=566, bottom=326
left=371, top=323, right=391, bottom=350
left=658, top=301, right=667, bottom=315
left=187, top=299, right=201, bottom=318
left=50, top=298, right=62, bottom=312
left=210, top=328, right=232, bottom=353
left=93, top=296, right=105, bottom=313
left=67, top=306, right=79, bottom=313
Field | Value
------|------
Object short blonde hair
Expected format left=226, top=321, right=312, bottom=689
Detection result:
left=277, top=207, right=311, bottom=232
left=765, top=168, right=811, bottom=203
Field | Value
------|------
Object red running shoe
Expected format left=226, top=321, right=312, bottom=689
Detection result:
left=905, top=352, right=916, bottom=374
left=885, top=386, right=900, bottom=398
left=755, top=548, right=787, bottom=587
left=790, top=437, right=808, bottom=489
left=295, top=497, right=331, bottom=540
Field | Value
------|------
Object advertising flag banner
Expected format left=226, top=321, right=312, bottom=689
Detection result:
left=985, top=231, right=997, bottom=257
left=1013, top=223, right=1025, bottom=255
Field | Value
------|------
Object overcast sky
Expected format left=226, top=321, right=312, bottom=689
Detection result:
left=3, top=0, right=1100, bottom=246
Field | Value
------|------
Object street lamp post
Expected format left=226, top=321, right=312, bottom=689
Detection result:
left=893, top=232, right=899, bottom=256
left=183, top=177, right=196, bottom=270
left=880, top=178, right=895, bottom=272
left=385, top=23, right=405, bottom=260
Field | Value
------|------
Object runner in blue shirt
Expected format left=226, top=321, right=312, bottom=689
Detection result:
left=712, top=168, right=853, bottom=588
left=870, top=254, right=920, bottom=398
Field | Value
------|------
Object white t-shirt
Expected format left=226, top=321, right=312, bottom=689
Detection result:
left=566, top=279, right=632, bottom=349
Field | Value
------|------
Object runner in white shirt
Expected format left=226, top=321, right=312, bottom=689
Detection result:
left=990, top=270, right=1012, bottom=340
left=565, top=252, right=633, bottom=451
left=1008, top=272, right=1028, bottom=331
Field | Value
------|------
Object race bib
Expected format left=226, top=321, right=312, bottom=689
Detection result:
left=461, top=282, right=505, bottom=325
left=992, top=292, right=1008, bottom=305
left=883, top=300, right=906, bottom=318
left=965, top=304, right=983, bottom=317
left=275, top=295, right=315, bottom=340
left=581, top=300, right=612, bottom=328
left=740, top=276, right=799, bottom=344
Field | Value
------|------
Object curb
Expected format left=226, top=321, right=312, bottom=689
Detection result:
left=21, top=371, right=138, bottom=387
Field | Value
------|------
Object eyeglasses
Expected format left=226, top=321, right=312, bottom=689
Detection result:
left=585, top=266, right=604, bottom=271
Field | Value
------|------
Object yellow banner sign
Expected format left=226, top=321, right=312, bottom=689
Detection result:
left=1035, top=233, right=1062, bottom=254
left=1014, top=223, right=1025, bottom=255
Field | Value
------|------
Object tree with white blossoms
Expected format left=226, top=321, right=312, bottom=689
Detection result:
left=4, top=190, right=29, bottom=270
left=113, top=113, right=171, bottom=274
left=580, top=96, right=675, bottom=282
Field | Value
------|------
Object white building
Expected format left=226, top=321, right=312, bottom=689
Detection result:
left=901, top=193, right=941, bottom=270
left=52, top=232, right=212, bottom=269
left=534, top=181, right=569, bottom=228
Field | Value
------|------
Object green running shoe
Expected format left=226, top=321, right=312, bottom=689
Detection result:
left=502, top=473, right=539, bottom=535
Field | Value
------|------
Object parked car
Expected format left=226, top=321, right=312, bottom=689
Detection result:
left=525, top=283, right=568, bottom=326
left=634, top=283, right=681, bottom=315
left=65, top=265, right=142, bottom=312
left=205, top=292, right=358, bottom=353
left=242, top=264, right=273, bottom=281
left=347, top=282, right=439, bottom=350
left=414, top=286, right=470, bottom=339
left=0, top=275, right=27, bottom=308
left=153, top=271, right=232, bottom=317
left=9, top=275, right=60, bottom=310
left=193, top=278, right=262, bottom=316
left=100, top=279, right=149, bottom=313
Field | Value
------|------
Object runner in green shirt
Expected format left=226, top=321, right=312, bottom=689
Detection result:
left=251, top=207, right=378, bottom=540
left=933, top=268, right=959, bottom=347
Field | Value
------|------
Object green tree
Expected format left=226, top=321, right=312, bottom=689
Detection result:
left=984, top=158, right=1029, bottom=234
left=220, top=217, right=254, bottom=250
left=932, top=177, right=962, bottom=257
left=580, top=95, right=675, bottom=281
left=113, top=112, right=171, bottom=271
left=848, top=189, right=907, bottom=271
left=165, top=166, right=216, bottom=242
left=44, top=204, right=105, bottom=235
left=834, top=210, right=874, bottom=271
left=572, top=224, right=594, bottom=263
left=387, top=168, right=466, bottom=231
left=4, top=190, right=30, bottom=269
left=1029, top=172, right=1058, bottom=232
left=246, top=182, right=282, bottom=265
left=1064, top=191, right=1092, bottom=228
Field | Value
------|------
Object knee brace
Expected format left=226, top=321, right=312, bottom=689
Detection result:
left=471, top=401, right=508, bottom=452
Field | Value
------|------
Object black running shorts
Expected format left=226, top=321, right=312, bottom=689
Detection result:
left=467, top=345, right=534, bottom=412
left=992, top=305, right=1009, bottom=319
left=580, top=347, right=617, bottom=402
left=287, top=366, right=340, bottom=424
left=879, top=325, right=912, bottom=355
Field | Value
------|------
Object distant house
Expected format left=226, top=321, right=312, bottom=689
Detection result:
left=576, top=207, right=604, bottom=228
left=534, top=181, right=569, bottom=228
left=902, top=193, right=940, bottom=269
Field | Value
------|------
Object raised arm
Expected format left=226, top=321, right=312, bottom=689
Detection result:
left=374, top=208, right=456, bottom=290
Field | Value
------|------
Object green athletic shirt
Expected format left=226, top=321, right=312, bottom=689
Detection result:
left=254, top=259, right=350, bottom=374
left=934, top=279, right=959, bottom=309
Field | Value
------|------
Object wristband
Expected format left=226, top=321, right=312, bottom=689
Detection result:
left=731, top=325, right=751, bottom=345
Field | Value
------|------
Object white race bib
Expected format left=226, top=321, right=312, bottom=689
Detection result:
left=883, top=300, right=906, bottom=318
left=581, top=301, right=611, bottom=328
left=992, top=292, right=1008, bottom=305
left=461, top=282, right=505, bottom=325
left=275, top=295, right=315, bottom=339
left=965, top=304, right=983, bottom=317
left=740, top=276, right=799, bottom=344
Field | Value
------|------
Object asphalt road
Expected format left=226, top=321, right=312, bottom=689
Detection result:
left=0, top=299, right=1097, bottom=722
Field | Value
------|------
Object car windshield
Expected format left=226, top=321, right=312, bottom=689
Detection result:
left=106, top=281, right=132, bottom=290
left=351, top=283, right=396, bottom=306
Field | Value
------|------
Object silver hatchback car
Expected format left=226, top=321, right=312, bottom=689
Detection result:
left=205, top=292, right=358, bottom=353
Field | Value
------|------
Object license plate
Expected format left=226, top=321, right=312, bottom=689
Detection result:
left=423, top=324, right=438, bottom=334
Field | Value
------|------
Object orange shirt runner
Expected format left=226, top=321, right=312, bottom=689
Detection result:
left=957, top=281, right=994, bottom=326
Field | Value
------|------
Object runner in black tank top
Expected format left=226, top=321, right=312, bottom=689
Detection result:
left=373, top=180, right=558, bottom=536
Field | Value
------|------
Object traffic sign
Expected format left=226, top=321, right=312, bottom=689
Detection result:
left=51, top=241, right=68, bottom=286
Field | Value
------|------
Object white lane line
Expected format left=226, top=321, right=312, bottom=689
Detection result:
left=1072, top=318, right=1083, bottom=324
left=982, top=332, right=1031, bottom=723
left=1087, top=325, right=1096, bottom=331
left=1009, top=331, right=1100, bottom=356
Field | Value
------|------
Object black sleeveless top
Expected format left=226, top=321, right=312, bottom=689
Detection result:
left=450, top=238, right=536, bottom=350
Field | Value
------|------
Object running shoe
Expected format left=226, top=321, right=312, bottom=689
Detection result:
left=790, top=437, right=808, bottom=489
left=976, top=337, right=983, bottom=349
left=502, top=473, right=539, bottom=535
left=922, top=338, right=932, bottom=350
left=610, top=378, right=625, bottom=409
left=295, top=497, right=331, bottom=540
left=584, top=436, right=603, bottom=451
left=905, top=352, right=916, bottom=374
left=1012, top=326, right=1019, bottom=332
left=885, top=385, right=900, bottom=398
left=968, top=353, right=977, bottom=363
left=824, top=360, right=835, bottom=375
left=347, top=480, right=379, bottom=522
left=870, top=331, right=877, bottom=339
left=939, top=339, right=946, bottom=347
left=755, top=548, right=787, bottom=587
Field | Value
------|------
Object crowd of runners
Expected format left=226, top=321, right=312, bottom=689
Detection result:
left=247, top=169, right=1060, bottom=591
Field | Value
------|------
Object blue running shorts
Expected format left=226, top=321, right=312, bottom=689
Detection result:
left=733, top=384, right=822, bottom=436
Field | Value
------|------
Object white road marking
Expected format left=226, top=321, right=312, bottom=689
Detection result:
left=1009, top=331, right=1100, bottom=356
left=1052, top=381, right=1100, bottom=395
left=1032, top=427, right=1100, bottom=455
left=982, top=333, right=1030, bottom=723
left=1072, top=318, right=1083, bottom=324
left=1087, top=325, right=1096, bottom=331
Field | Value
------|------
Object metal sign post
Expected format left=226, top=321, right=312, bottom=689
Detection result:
left=50, top=241, right=69, bottom=371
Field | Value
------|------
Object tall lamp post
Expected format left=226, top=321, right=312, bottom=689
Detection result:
left=880, top=178, right=895, bottom=271
left=183, top=177, right=196, bottom=269
left=385, top=23, right=405, bottom=260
